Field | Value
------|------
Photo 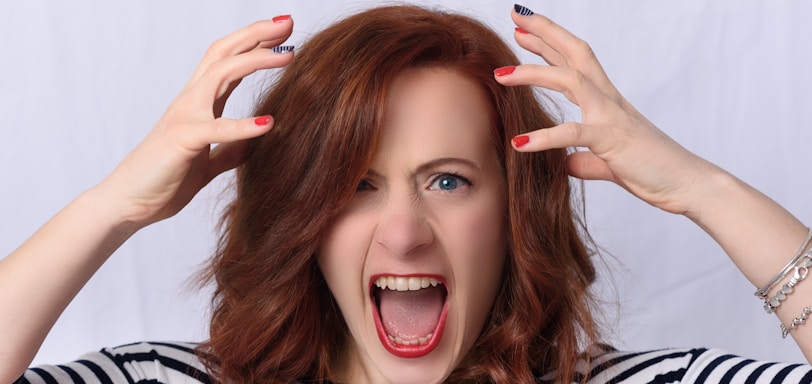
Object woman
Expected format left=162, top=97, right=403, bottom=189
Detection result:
left=4, top=4, right=811, bottom=383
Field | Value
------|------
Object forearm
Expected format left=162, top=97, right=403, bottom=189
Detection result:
left=684, top=163, right=812, bottom=360
left=0, top=186, right=140, bottom=382
left=685, top=164, right=806, bottom=287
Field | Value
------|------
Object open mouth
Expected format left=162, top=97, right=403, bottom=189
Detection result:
left=370, top=274, right=449, bottom=358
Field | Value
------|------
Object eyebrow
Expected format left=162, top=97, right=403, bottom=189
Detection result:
left=415, top=157, right=481, bottom=174
left=366, top=157, right=482, bottom=178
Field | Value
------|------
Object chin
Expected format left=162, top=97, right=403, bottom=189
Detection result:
left=353, top=293, right=479, bottom=384
left=366, top=345, right=459, bottom=384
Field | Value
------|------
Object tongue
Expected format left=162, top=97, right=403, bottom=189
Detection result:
left=378, top=286, right=444, bottom=340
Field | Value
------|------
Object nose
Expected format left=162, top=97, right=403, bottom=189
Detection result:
left=374, top=194, right=433, bottom=258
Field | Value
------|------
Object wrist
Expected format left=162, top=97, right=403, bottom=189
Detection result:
left=80, top=184, right=145, bottom=239
left=673, top=158, right=734, bottom=222
left=682, top=159, right=744, bottom=224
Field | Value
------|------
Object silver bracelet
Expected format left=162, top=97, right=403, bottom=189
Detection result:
left=781, top=305, right=812, bottom=338
left=755, top=228, right=812, bottom=300
left=764, top=251, right=812, bottom=313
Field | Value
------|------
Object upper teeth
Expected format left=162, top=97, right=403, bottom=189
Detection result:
left=374, top=276, right=441, bottom=291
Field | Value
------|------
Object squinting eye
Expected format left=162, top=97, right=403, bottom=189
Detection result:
left=429, top=174, right=470, bottom=192
left=357, top=179, right=374, bottom=191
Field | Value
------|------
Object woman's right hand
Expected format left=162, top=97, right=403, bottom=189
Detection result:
left=0, top=17, right=295, bottom=382
left=97, top=16, right=294, bottom=228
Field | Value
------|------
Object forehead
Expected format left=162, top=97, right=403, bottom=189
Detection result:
left=378, top=68, right=495, bottom=165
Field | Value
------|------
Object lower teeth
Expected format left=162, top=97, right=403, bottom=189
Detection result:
left=388, top=332, right=433, bottom=346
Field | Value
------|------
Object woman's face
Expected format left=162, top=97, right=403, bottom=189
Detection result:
left=318, top=67, right=507, bottom=383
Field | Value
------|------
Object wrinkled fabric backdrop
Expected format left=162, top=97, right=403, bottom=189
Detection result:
left=2, top=0, right=810, bottom=367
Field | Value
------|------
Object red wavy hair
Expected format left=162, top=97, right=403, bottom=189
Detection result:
left=198, top=5, right=599, bottom=383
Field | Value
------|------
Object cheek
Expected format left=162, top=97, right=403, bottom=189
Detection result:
left=317, top=213, right=374, bottom=306
left=438, top=190, right=507, bottom=298
left=462, top=189, right=506, bottom=261
left=434, top=190, right=506, bottom=354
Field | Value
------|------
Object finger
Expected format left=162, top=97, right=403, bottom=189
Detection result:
left=494, top=64, right=610, bottom=111
left=513, top=27, right=566, bottom=67
left=511, top=9, right=619, bottom=99
left=213, top=78, right=242, bottom=118
left=207, top=140, right=251, bottom=181
left=188, top=47, right=294, bottom=109
left=209, top=45, right=294, bottom=117
left=190, top=17, right=294, bottom=84
left=181, top=115, right=274, bottom=152
left=565, top=151, right=615, bottom=181
left=511, top=122, right=610, bottom=154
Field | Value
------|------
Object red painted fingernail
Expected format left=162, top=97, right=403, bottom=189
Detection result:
left=515, top=27, right=530, bottom=34
left=494, top=66, right=516, bottom=77
left=272, top=15, right=291, bottom=23
left=254, top=115, right=271, bottom=125
left=512, top=135, right=530, bottom=148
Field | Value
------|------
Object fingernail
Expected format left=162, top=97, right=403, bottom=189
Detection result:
left=494, top=66, right=516, bottom=77
left=272, top=45, right=294, bottom=54
left=272, top=15, right=291, bottom=23
left=515, top=27, right=530, bottom=34
left=514, top=4, right=534, bottom=16
left=512, top=135, right=530, bottom=148
left=254, top=115, right=271, bottom=125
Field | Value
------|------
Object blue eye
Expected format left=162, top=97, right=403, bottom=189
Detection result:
left=429, top=174, right=470, bottom=192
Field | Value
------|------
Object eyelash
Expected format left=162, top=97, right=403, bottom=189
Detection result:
left=356, top=179, right=375, bottom=191
left=428, top=172, right=472, bottom=192
left=355, top=172, right=472, bottom=192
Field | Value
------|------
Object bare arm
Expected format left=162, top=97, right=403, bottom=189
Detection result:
left=0, top=18, right=294, bottom=382
left=0, top=187, right=137, bottom=381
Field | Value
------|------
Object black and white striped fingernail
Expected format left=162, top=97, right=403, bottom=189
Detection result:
left=272, top=45, right=294, bottom=54
left=514, top=4, right=534, bottom=16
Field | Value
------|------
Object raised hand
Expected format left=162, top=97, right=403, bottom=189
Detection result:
left=498, top=5, right=812, bottom=361
left=0, top=18, right=294, bottom=382
left=495, top=7, right=712, bottom=216
left=97, top=17, right=294, bottom=227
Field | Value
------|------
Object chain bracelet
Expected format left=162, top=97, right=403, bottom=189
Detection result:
left=781, top=306, right=812, bottom=338
left=764, top=252, right=812, bottom=313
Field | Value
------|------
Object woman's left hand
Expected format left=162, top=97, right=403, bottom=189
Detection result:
left=495, top=8, right=716, bottom=216
left=497, top=7, right=812, bottom=360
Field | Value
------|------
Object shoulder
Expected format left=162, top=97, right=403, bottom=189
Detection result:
left=20, top=341, right=210, bottom=384
left=554, top=345, right=812, bottom=383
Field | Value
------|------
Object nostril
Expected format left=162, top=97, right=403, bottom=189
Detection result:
left=373, top=215, right=434, bottom=258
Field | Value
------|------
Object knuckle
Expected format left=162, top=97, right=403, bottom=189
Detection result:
left=205, top=36, right=231, bottom=58
left=563, top=122, right=584, bottom=142
left=540, top=15, right=557, bottom=30
left=211, top=118, right=230, bottom=135
left=201, top=60, right=226, bottom=80
left=568, top=69, right=589, bottom=89
left=572, top=39, right=598, bottom=68
left=573, top=39, right=596, bottom=59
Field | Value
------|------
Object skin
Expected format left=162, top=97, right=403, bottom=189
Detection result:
left=0, top=18, right=295, bottom=382
left=318, top=68, right=507, bottom=384
left=1, top=6, right=810, bottom=383
left=500, top=11, right=810, bottom=360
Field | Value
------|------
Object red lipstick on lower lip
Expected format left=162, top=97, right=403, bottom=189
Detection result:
left=370, top=274, right=449, bottom=358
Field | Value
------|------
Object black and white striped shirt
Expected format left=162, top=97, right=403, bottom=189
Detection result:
left=18, top=341, right=812, bottom=383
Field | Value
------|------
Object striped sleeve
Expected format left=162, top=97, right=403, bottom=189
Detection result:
left=552, top=347, right=812, bottom=383
left=18, top=341, right=210, bottom=384
left=682, top=348, right=812, bottom=384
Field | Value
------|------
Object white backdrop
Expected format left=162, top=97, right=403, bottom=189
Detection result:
left=2, top=0, right=810, bottom=368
